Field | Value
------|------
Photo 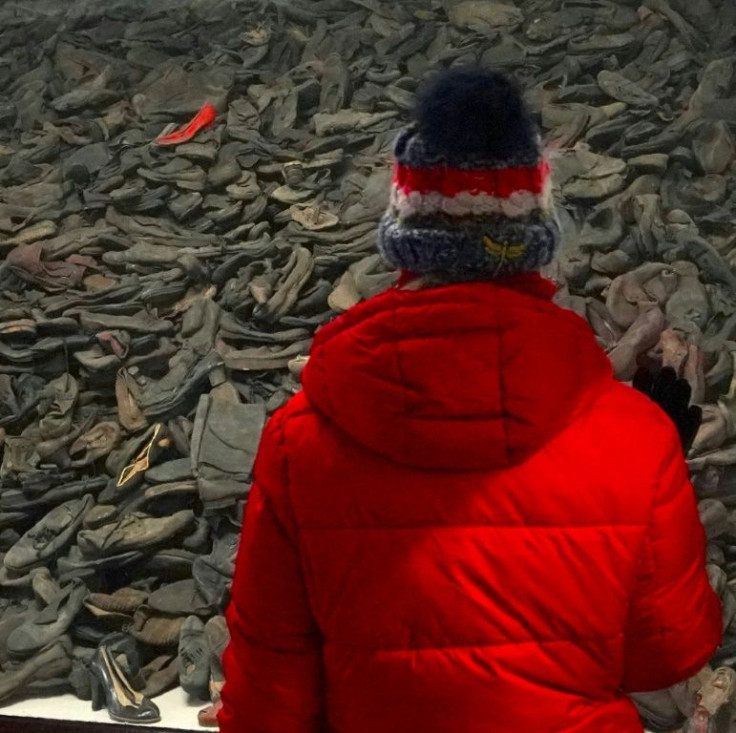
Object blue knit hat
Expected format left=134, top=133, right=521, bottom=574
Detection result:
left=377, top=67, right=560, bottom=280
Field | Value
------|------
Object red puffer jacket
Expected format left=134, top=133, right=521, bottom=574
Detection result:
left=219, top=274, right=721, bottom=733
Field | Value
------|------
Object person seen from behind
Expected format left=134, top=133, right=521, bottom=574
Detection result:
left=218, top=66, right=722, bottom=733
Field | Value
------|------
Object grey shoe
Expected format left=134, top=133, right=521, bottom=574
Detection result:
left=78, top=310, right=174, bottom=336
left=137, top=548, right=198, bottom=580
left=122, top=480, right=198, bottom=517
left=192, top=526, right=240, bottom=608
left=181, top=298, right=221, bottom=357
left=3, top=495, right=94, bottom=573
left=7, top=579, right=87, bottom=657
left=178, top=616, right=210, bottom=700
left=1, top=477, right=106, bottom=514
left=138, top=159, right=207, bottom=192
left=253, top=245, right=315, bottom=326
left=177, top=142, right=218, bottom=164
left=69, top=422, right=122, bottom=467
left=51, top=68, right=118, bottom=113
left=134, top=349, right=224, bottom=423
left=0, top=603, right=33, bottom=665
left=141, top=654, right=178, bottom=699
left=37, top=373, right=79, bottom=441
left=190, top=395, right=266, bottom=507
left=0, top=373, right=44, bottom=430
left=0, top=636, right=73, bottom=704
left=207, top=159, right=241, bottom=188
left=57, top=544, right=145, bottom=583
left=148, top=579, right=211, bottom=617
left=204, top=615, right=229, bottom=703
left=216, top=336, right=313, bottom=372
left=145, top=458, right=193, bottom=484
left=631, top=689, right=687, bottom=732
left=607, top=308, right=667, bottom=381
left=84, top=504, right=118, bottom=530
left=77, top=510, right=195, bottom=558
left=597, top=70, right=658, bottom=108
left=168, top=192, right=203, bottom=220
left=109, top=179, right=146, bottom=204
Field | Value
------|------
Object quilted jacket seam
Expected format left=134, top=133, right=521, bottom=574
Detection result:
left=367, top=316, right=588, bottom=344
left=497, top=321, right=510, bottom=464
left=298, top=523, right=647, bottom=531
left=271, top=409, right=300, bottom=543
left=392, top=299, right=408, bottom=404
left=389, top=294, right=551, bottom=317
left=315, top=282, right=573, bottom=350
left=293, top=399, right=483, bottom=473
left=272, top=406, right=325, bottom=624
left=315, top=341, right=336, bottom=420
left=645, top=438, right=682, bottom=643
left=324, top=633, right=625, bottom=652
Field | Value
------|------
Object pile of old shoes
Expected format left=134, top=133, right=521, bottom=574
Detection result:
left=1, top=0, right=736, bottom=727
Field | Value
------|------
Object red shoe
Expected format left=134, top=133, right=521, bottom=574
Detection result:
left=198, top=700, right=223, bottom=728
left=155, top=103, right=217, bottom=146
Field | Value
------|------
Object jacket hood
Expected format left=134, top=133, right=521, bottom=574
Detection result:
left=302, top=275, right=613, bottom=471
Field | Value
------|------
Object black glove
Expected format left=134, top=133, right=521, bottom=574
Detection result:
left=632, top=366, right=703, bottom=454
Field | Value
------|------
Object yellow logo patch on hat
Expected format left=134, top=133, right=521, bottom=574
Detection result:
left=483, top=236, right=525, bottom=260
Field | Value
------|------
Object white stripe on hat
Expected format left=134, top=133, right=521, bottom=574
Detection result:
left=390, top=176, right=553, bottom=220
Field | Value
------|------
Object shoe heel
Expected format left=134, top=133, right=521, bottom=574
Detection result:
left=90, top=674, right=104, bottom=711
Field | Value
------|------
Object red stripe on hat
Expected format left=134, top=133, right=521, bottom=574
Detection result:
left=393, top=160, right=550, bottom=199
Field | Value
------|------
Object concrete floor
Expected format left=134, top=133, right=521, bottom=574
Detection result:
left=0, top=686, right=659, bottom=731
left=0, top=686, right=202, bottom=730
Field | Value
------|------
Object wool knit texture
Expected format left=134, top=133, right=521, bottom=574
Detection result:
left=377, top=69, right=561, bottom=280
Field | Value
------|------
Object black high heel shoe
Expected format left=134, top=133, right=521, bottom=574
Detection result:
left=89, top=645, right=161, bottom=724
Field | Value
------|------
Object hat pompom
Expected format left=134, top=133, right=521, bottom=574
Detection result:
left=413, top=67, right=536, bottom=163
left=380, top=67, right=557, bottom=281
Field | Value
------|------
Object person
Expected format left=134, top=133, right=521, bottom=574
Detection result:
left=218, top=67, right=721, bottom=733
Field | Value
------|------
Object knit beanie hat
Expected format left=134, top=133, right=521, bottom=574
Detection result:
left=377, top=67, right=560, bottom=281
